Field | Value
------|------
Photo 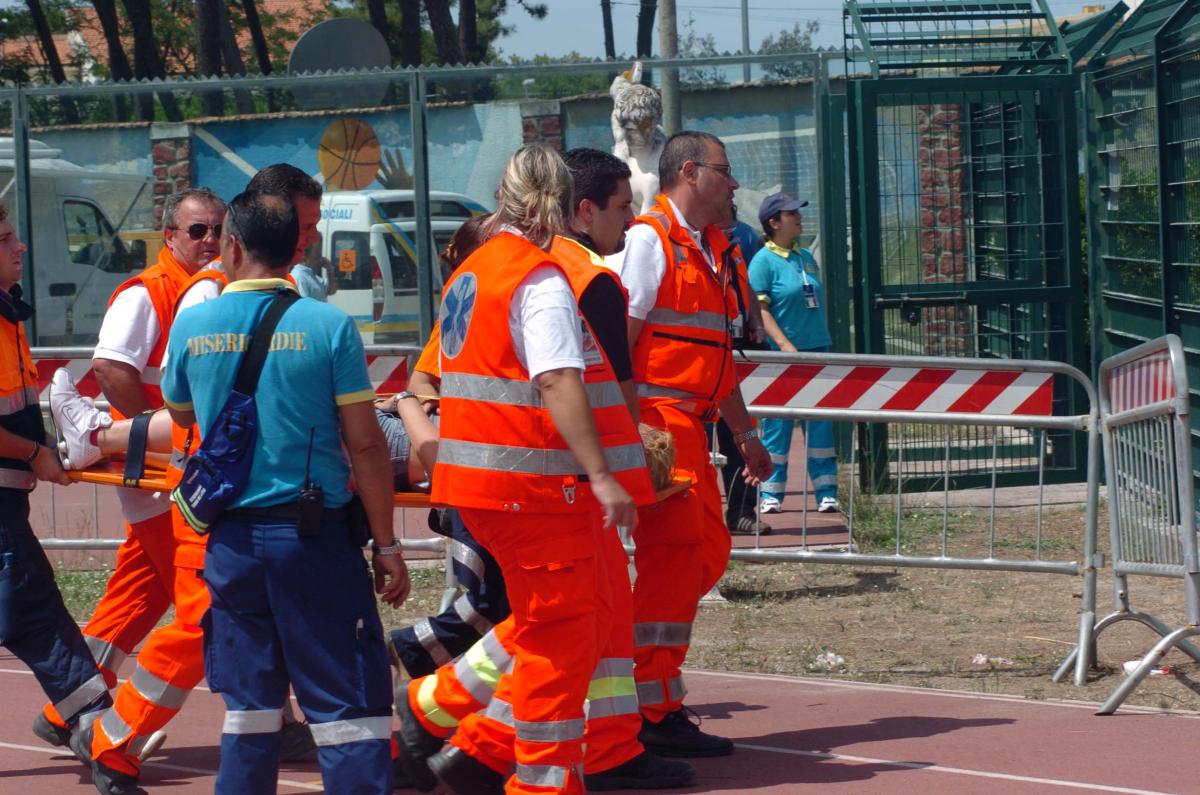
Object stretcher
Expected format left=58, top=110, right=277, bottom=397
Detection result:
left=69, top=463, right=692, bottom=506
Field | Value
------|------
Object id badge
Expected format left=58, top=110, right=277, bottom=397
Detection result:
left=802, top=282, right=819, bottom=309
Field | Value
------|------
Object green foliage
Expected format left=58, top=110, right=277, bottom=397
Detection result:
left=759, top=20, right=820, bottom=80
left=491, top=52, right=611, bottom=100
left=678, top=14, right=725, bottom=87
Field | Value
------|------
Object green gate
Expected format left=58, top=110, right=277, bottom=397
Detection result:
left=843, top=0, right=1091, bottom=490
left=1086, top=0, right=1200, bottom=504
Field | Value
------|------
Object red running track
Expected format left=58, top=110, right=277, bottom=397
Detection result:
left=1, top=657, right=1194, bottom=794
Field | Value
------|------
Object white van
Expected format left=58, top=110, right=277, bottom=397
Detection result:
left=0, top=138, right=151, bottom=345
left=320, top=189, right=487, bottom=343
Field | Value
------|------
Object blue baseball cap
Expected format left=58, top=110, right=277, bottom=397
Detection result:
left=758, top=193, right=808, bottom=226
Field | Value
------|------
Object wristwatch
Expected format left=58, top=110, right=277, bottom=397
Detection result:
left=372, top=540, right=404, bottom=556
left=733, top=427, right=760, bottom=444
left=394, top=391, right=417, bottom=403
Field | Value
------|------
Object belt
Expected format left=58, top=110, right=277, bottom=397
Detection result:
left=225, top=503, right=348, bottom=523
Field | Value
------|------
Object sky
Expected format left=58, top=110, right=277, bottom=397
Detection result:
left=495, top=0, right=1113, bottom=61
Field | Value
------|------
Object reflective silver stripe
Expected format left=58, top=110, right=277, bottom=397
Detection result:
left=593, top=657, right=634, bottom=679
left=99, top=707, right=133, bottom=744
left=85, top=636, right=128, bottom=673
left=130, top=665, right=190, bottom=710
left=812, top=474, right=838, bottom=488
left=449, top=540, right=486, bottom=581
left=75, top=707, right=105, bottom=734
left=438, top=439, right=645, bottom=476
left=309, top=716, right=392, bottom=746
left=635, top=677, right=685, bottom=707
left=636, top=383, right=704, bottom=403
left=484, top=696, right=514, bottom=727
left=453, top=594, right=492, bottom=635
left=807, top=447, right=836, bottom=458
left=645, top=306, right=728, bottom=333
left=53, top=674, right=107, bottom=723
left=413, top=618, right=453, bottom=667
left=441, top=371, right=625, bottom=410
left=634, top=621, right=692, bottom=647
left=455, top=630, right=512, bottom=703
left=768, top=453, right=788, bottom=464
left=222, top=708, right=282, bottom=735
left=0, top=468, right=36, bottom=490
left=586, top=694, right=640, bottom=720
left=517, top=763, right=571, bottom=788
left=515, top=716, right=585, bottom=743
left=0, top=386, right=38, bottom=414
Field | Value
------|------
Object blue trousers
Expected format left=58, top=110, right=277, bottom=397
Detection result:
left=760, top=415, right=838, bottom=504
left=0, top=489, right=111, bottom=726
left=203, top=512, right=392, bottom=795
left=391, top=509, right=509, bottom=678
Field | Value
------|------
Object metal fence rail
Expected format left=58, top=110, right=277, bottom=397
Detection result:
left=1053, top=335, right=1200, bottom=713
left=725, top=349, right=1102, bottom=685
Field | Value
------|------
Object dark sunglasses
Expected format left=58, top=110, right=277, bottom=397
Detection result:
left=171, top=223, right=222, bottom=241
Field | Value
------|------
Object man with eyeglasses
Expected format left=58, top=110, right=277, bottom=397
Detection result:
left=33, top=188, right=226, bottom=795
left=604, top=131, right=771, bottom=759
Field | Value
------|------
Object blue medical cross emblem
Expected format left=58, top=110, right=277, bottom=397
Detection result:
left=439, top=273, right=477, bottom=359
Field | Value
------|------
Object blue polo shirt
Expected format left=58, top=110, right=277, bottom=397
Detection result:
left=162, top=279, right=375, bottom=509
left=748, top=241, right=832, bottom=351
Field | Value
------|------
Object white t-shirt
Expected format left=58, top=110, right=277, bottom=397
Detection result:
left=93, top=284, right=170, bottom=522
left=93, top=285, right=159, bottom=373
left=509, top=264, right=584, bottom=379
left=603, top=197, right=715, bottom=321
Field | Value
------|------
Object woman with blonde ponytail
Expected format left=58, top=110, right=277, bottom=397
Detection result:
left=411, top=144, right=645, bottom=793
left=480, top=143, right=573, bottom=251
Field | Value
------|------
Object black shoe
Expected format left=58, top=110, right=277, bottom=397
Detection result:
left=32, top=712, right=72, bottom=748
left=427, top=746, right=504, bottom=795
left=279, top=718, right=317, bottom=763
left=70, top=724, right=148, bottom=795
left=392, top=739, right=415, bottom=790
left=729, top=515, right=772, bottom=535
left=584, top=750, right=696, bottom=791
left=638, top=707, right=734, bottom=758
left=394, top=685, right=443, bottom=792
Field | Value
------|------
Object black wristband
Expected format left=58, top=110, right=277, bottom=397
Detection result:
left=23, top=442, right=40, bottom=465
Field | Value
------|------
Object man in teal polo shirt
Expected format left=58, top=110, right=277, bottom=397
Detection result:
left=161, top=190, right=410, bottom=794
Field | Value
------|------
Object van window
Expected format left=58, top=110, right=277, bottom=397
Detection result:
left=376, top=199, right=474, bottom=220
left=383, top=234, right=417, bottom=292
left=332, top=231, right=372, bottom=290
left=64, top=200, right=122, bottom=271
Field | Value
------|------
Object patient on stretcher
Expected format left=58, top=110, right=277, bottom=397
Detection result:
left=47, top=368, right=439, bottom=491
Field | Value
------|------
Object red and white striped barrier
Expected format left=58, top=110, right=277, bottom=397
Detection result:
left=1106, top=350, right=1174, bottom=415
left=31, top=355, right=410, bottom=401
left=736, top=360, right=1053, bottom=416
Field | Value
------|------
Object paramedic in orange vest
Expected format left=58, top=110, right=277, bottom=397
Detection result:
left=0, top=201, right=118, bottom=767
left=395, top=148, right=694, bottom=793
left=424, top=145, right=647, bottom=795
left=34, top=188, right=225, bottom=793
left=605, top=131, right=771, bottom=757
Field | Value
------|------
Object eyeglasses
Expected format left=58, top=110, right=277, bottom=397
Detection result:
left=695, top=161, right=735, bottom=179
left=170, top=223, right=222, bottom=241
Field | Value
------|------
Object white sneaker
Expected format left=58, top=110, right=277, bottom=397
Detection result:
left=818, top=497, right=842, bottom=513
left=132, top=729, right=167, bottom=763
left=50, top=368, right=110, bottom=470
left=759, top=496, right=782, bottom=514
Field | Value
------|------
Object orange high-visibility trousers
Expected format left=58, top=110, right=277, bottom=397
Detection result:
left=444, top=507, right=611, bottom=795
left=631, top=402, right=730, bottom=722
left=407, top=522, right=642, bottom=776
left=87, top=553, right=208, bottom=776
left=40, top=509, right=175, bottom=732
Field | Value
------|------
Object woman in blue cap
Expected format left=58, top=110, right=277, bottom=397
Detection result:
left=747, top=193, right=840, bottom=514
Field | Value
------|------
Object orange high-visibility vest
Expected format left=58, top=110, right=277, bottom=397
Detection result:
left=631, top=195, right=738, bottom=417
left=104, top=246, right=193, bottom=420
left=432, top=232, right=653, bottom=513
left=0, top=291, right=42, bottom=491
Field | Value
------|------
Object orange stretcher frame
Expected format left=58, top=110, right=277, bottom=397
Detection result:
left=69, top=463, right=691, bottom=507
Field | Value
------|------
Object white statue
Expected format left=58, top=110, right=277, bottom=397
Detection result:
left=611, top=62, right=666, bottom=214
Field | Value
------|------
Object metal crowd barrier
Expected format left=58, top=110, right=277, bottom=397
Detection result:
left=723, top=349, right=1103, bottom=686
left=1051, top=335, right=1200, bottom=713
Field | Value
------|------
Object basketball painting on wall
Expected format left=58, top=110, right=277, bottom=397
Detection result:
left=318, top=117, right=382, bottom=191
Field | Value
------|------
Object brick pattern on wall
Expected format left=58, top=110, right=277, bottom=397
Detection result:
left=917, top=103, right=969, bottom=356
left=151, top=132, right=192, bottom=229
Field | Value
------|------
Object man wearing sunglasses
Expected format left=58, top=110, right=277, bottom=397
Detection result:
left=34, top=188, right=227, bottom=795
